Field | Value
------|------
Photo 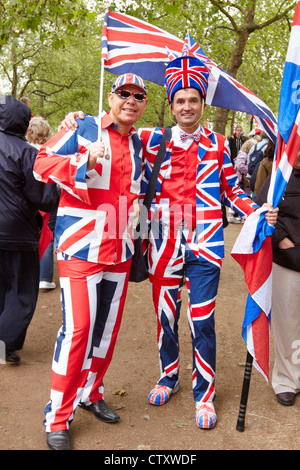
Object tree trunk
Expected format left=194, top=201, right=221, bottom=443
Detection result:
left=213, top=3, right=256, bottom=135
left=157, top=97, right=167, bottom=127
left=213, top=107, right=230, bottom=136
left=11, top=47, right=18, bottom=98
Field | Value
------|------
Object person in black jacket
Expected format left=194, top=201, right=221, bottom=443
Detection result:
left=227, top=125, right=247, bottom=223
left=0, top=95, right=58, bottom=364
left=256, top=148, right=300, bottom=407
left=227, top=124, right=247, bottom=164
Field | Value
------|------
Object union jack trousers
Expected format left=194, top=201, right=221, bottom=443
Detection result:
left=149, top=224, right=220, bottom=403
left=44, top=255, right=131, bottom=432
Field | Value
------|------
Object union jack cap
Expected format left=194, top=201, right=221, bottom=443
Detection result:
left=112, top=73, right=147, bottom=94
left=165, top=56, right=209, bottom=103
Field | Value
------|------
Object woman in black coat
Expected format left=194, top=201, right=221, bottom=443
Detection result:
left=256, top=148, right=300, bottom=406
left=0, top=96, right=58, bottom=363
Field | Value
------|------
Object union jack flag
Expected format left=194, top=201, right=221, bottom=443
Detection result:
left=101, top=10, right=277, bottom=142
left=231, top=1, right=300, bottom=381
left=101, top=9, right=183, bottom=84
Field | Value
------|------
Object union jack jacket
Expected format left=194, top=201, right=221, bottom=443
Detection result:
left=138, top=126, right=257, bottom=266
left=33, top=112, right=143, bottom=265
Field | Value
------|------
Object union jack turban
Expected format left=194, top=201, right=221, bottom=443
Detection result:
left=112, top=73, right=147, bottom=94
left=165, top=56, right=209, bottom=103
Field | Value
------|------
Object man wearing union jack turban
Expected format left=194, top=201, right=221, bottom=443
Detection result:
left=61, top=53, right=277, bottom=431
left=138, top=52, right=277, bottom=430
left=165, top=55, right=210, bottom=104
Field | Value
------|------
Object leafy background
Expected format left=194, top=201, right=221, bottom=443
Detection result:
left=0, top=0, right=296, bottom=136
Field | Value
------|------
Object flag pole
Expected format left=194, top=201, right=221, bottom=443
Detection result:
left=98, top=57, right=105, bottom=142
left=236, top=351, right=253, bottom=432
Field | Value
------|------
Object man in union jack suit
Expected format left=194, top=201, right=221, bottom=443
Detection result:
left=138, top=54, right=277, bottom=429
left=33, top=73, right=148, bottom=450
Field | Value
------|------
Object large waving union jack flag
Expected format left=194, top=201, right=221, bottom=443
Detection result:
left=101, top=9, right=183, bottom=84
left=231, top=0, right=300, bottom=381
left=101, top=10, right=277, bottom=142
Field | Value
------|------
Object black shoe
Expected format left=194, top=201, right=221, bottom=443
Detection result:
left=276, top=392, right=295, bottom=406
left=46, top=430, right=71, bottom=450
left=79, top=400, right=120, bottom=423
left=6, top=350, right=20, bottom=364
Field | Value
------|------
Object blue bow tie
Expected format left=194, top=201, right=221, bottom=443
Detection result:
left=180, top=130, right=201, bottom=142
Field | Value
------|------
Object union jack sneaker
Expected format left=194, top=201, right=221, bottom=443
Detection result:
left=195, top=402, right=217, bottom=429
left=148, top=383, right=179, bottom=405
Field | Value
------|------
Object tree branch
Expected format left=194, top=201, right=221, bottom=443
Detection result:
left=0, top=61, right=12, bottom=84
left=251, top=3, right=296, bottom=31
left=31, top=77, right=78, bottom=98
left=208, top=0, right=240, bottom=32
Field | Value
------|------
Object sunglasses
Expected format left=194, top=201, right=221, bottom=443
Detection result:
left=114, top=89, right=147, bottom=102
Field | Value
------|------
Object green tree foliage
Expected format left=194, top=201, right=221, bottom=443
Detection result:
left=117, top=0, right=296, bottom=134
left=0, top=0, right=98, bottom=129
left=0, top=0, right=297, bottom=134
left=0, top=0, right=95, bottom=50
